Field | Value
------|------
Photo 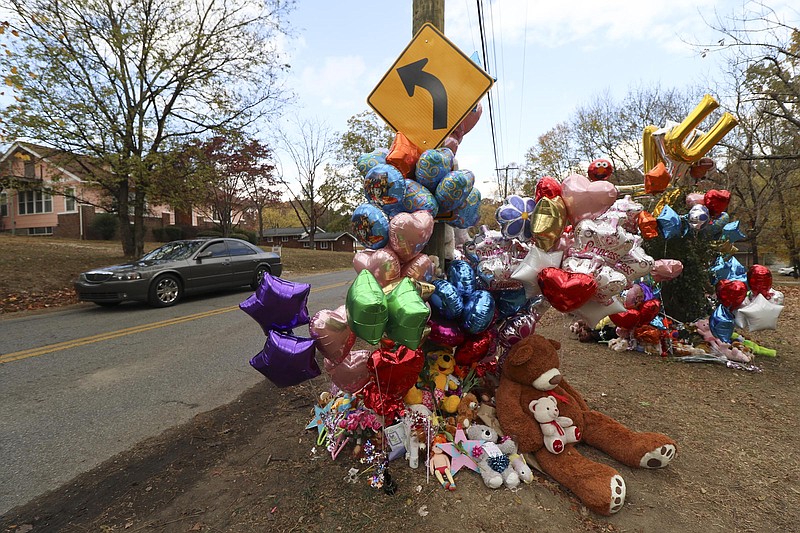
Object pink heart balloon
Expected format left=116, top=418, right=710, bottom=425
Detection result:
left=400, top=253, right=434, bottom=282
left=651, top=259, right=683, bottom=282
left=353, top=248, right=401, bottom=287
left=685, top=192, right=705, bottom=208
left=572, top=219, right=635, bottom=265
left=325, top=349, right=371, bottom=393
left=310, top=305, right=356, bottom=365
left=389, top=211, right=434, bottom=263
left=560, top=174, right=617, bottom=224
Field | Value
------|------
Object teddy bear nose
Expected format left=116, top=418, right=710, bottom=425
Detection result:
left=549, top=374, right=562, bottom=385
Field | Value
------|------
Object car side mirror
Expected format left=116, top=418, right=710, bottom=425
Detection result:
left=196, top=251, right=213, bottom=261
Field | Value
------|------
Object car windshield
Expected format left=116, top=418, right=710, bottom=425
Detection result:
left=140, top=241, right=205, bottom=261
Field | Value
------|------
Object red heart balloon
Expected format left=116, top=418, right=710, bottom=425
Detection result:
left=610, top=309, right=640, bottom=330
left=361, top=381, right=404, bottom=422
left=638, top=299, right=661, bottom=325
left=716, top=279, right=748, bottom=309
left=747, top=264, right=772, bottom=298
left=367, top=344, right=424, bottom=397
left=455, top=328, right=498, bottom=365
left=703, top=189, right=731, bottom=218
left=537, top=267, right=597, bottom=313
left=535, top=176, right=562, bottom=202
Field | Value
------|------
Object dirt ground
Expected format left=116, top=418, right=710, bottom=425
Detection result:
left=2, top=286, right=798, bottom=533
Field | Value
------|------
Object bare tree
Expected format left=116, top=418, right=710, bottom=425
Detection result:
left=276, top=118, right=339, bottom=248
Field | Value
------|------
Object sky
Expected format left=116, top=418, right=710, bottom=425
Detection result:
left=277, top=0, right=797, bottom=197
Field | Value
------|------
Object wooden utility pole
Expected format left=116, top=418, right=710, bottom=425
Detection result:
left=415, top=0, right=447, bottom=270
left=495, top=165, right=518, bottom=199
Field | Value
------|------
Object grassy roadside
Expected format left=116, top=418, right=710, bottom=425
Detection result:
left=0, top=235, right=353, bottom=314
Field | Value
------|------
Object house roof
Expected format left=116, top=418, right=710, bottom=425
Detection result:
left=298, top=231, right=354, bottom=242
left=0, top=141, right=112, bottom=184
left=262, top=227, right=308, bottom=237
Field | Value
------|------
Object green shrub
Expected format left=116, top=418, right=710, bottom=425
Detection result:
left=232, top=229, right=258, bottom=244
left=197, top=229, right=223, bottom=238
left=90, top=213, right=118, bottom=240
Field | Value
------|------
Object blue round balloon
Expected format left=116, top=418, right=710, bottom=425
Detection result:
left=351, top=203, right=390, bottom=250
left=430, top=279, right=464, bottom=320
left=364, top=163, right=407, bottom=216
left=448, top=259, right=476, bottom=297
left=462, top=290, right=496, bottom=334
left=402, top=179, right=439, bottom=216
left=709, top=304, right=735, bottom=343
left=415, top=147, right=453, bottom=190
left=657, top=205, right=681, bottom=239
left=357, top=149, right=388, bottom=177
left=448, top=187, right=481, bottom=229
left=494, top=286, right=527, bottom=319
left=435, top=170, right=475, bottom=213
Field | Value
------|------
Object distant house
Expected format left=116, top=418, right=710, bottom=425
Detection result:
left=298, top=231, right=357, bottom=252
left=261, top=227, right=308, bottom=247
left=0, top=141, right=220, bottom=239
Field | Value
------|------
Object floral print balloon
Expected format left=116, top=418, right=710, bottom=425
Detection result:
left=495, top=195, right=536, bottom=241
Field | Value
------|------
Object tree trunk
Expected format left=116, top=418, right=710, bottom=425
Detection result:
left=776, top=191, right=800, bottom=275
left=133, top=188, right=146, bottom=258
left=118, top=180, right=135, bottom=257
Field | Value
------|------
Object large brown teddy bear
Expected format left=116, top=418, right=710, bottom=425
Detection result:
left=496, top=334, right=676, bottom=515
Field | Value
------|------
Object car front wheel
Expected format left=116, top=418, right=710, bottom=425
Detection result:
left=149, top=274, right=182, bottom=307
left=251, top=265, right=271, bottom=290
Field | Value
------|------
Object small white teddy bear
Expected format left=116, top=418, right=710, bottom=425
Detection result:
left=528, top=395, right=581, bottom=454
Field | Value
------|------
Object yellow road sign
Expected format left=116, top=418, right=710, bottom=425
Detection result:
left=367, top=23, right=494, bottom=150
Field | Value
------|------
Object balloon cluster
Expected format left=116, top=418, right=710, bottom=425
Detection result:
left=239, top=274, right=319, bottom=387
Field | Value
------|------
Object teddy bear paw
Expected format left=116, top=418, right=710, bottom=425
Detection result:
left=609, top=475, right=626, bottom=514
left=639, top=444, right=676, bottom=469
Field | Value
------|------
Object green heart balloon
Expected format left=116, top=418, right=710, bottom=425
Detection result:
left=385, top=277, right=430, bottom=350
left=346, top=270, right=388, bottom=344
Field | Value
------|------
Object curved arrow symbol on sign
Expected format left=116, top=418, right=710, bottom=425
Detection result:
left=396, top=58, right=448, bottom=130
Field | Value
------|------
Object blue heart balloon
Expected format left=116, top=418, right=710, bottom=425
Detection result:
left=415, top=147, right=453, bottom=191
left=448, top=260, right=476, bottom=297
left=709, top=304, right=735, bottom=343
left=351, top=203, right=390, bottom=250
left=402, top=179, right=439, bottom=216
left=448, top=187, right=482, bottom=229
left=435, top=170, right=475, bottom=213
left=657, top=205, right=681, bottom=240
left=462, top=290, right=496, bottom=334
left=430, top=279, right=464, bottom=320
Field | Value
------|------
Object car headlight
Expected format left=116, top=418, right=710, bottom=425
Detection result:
left=112, top=272, right=143, bottom=281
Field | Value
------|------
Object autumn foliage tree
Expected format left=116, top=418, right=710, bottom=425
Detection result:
left=0, top=0, right=293, bottom=257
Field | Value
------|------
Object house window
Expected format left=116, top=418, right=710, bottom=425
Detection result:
left=265, top=236, right=273, bottom=243
left=27, top=226, right=53, bottom=235
left=64, top=187, right=77, bottom=212
left=18, top=190, right=53, bottom=215
left=302, top=242, right=310, bottom=248
left=281, top=236, right=289, bottom=242
left=24, top=161, right=35, bottom=178
left=319, top=241, right=329, bottom=249
left=0, top=192, right=7, bottom=217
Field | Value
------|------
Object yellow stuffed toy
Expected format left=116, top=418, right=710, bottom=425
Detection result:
left=404, top=348, right=461, bottom=413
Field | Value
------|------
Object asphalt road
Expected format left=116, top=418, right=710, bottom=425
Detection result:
left=0, top=269, right=354, bottom=515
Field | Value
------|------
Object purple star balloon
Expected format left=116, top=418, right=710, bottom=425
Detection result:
left=240, top=273, right=311, bottom=334
left=250, top=330, right=320, bottom=387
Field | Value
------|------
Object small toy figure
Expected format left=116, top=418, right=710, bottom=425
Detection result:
left=429, top=435, right=456, bottom=491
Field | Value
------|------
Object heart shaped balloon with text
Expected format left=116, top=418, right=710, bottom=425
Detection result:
left=353, top=248, right=402, bottom=287
left=389, top=211, right=434, bottom=263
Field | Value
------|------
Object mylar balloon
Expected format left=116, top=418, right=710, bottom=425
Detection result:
left=735, top=293, right=783, bottom=331
left=436, top=170, right=475, bottom=212
left=309, top=305, right=355, bottom=365
left=449, top=187, right=482, bottom=229
left=510, top=246, right=564, bottom=298
left=400, top=253, right=434, bottom=282
left=572, top=218, right=635, bottom=265
left=357, top=149, right=388, bottom=177
left=534, top=176, right=562, bottom=202
left=531, top=196, right=567, bottom=250
left=656, top=205, right=682, bottom=239
left=427, top=318, right=465, bottom=347
left=430, top=278, right=464, bottom=320
left=587, top=158, right=613, bottom=181
left=644, top=162, right=671, bottom=194
left=747, top=264, right=772, bottom=298
left=250, top=330, right=320, bottom=388
left=462, top=289, right=496, bottom=334
left=723, top=220, right=746, bottom=243
left=592, top=265, right=627, bottom=303
left=448, top=260, right=476, bottom=297
left=496, top=195, right=536, bottom=241
left=638, top=210, right=659, bottom=240
left=703, top=189, right=731, bottom=218
left=455, top=329, right=498, bottom=365
left=537, top=267, right=597, bottom=313
left=351, top=203, right=390, bottom=249
left=443, top=102, right=482, bottom=154
left=560, top=173, right=617, bottom=224
left=709, top=304, right=735, bottom=343
left=402, top=179, right=439, bottom=216
left=239, top=273, right=311, bottom=334
left=615, top=246, right=655, bottom=282
left=415, top=147, right=453, bottom=190
left=367, top=343, right=425, bottom=397
left=385, top=277, right=430, bottom=350
left=386, top=132, right=422, bottom=178
left=364, top=164, right=407, bottom=216
left=389, top=211, right=434, bottom=263
left=574, top=297, right=625, bottom=329
left=651, top=259, right=683, bottom=282
left=352, top=248, right=402, bottom=287
left=497, top=310, right=539, bottom=350
left=325, top=349, right=371, bottom=394
left=685, top=192, right=705, bottom=207
left=494, top=286, right=528, bottom=318
left=687, top=204, right=710, bottom=231
left=346, top=270, right=388, bottom=344
left=716, top=279, right=748, bottom=309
